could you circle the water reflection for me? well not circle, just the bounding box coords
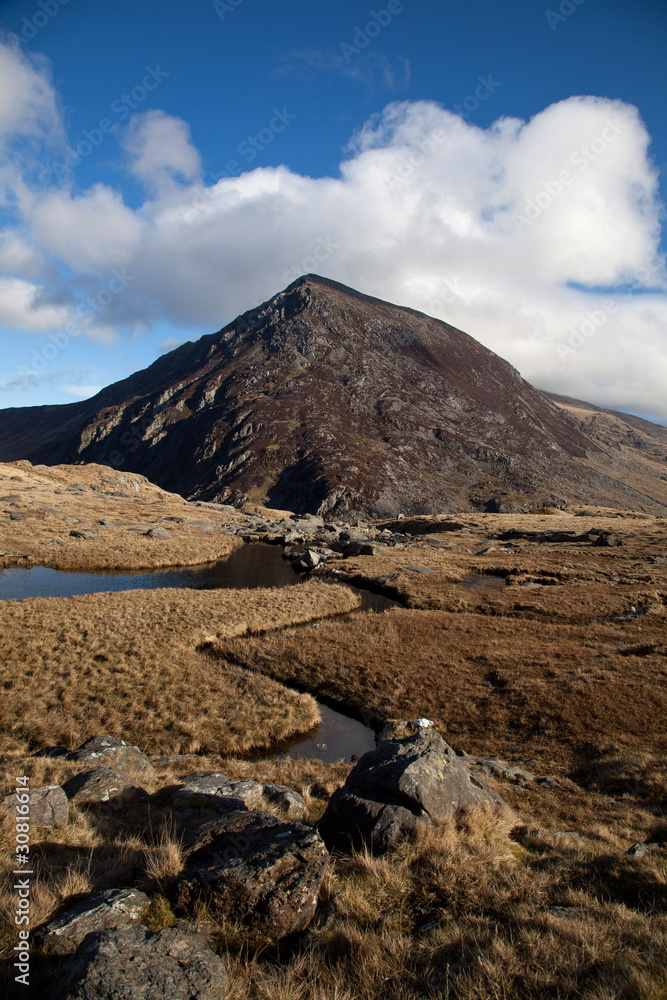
[0,544,300,601]
[262,702,377,764]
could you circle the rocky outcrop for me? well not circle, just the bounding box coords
[173,810,329,938]
[318,725,505,853]
[45,924,228,1000]
[2,275,663,516]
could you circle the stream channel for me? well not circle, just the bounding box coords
[0,543,385,763]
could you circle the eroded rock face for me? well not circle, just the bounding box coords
[2,275,661,517]
[173,810,329,938]
[318,727,505,854]
[35,888,149,956]
[45,924,228,1000]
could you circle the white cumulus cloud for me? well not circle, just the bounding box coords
[121,110,202,196]
[0,38,665,421]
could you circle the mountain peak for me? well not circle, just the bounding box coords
[0,279,665,516]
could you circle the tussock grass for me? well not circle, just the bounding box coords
[0,751,350,977]
[2,741,666,999]
[221,808,667,1000]
[0,581,360,755]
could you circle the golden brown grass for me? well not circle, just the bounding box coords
[1,463,666,997]
[214,513,666,840]
[0,581,360,755]
[0,750,350,985]
[345,510,667,623]
[2,750,667,999]
[221,807,667,1000]
[0,460,244,570]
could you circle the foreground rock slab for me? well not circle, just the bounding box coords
[45,924,228,1000]
[35,888,149,955]
[173,810,329,938]
[318,726,505,853]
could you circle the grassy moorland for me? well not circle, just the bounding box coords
[0,464,665,999]
[0,582,361,756]
[0,460,243,570]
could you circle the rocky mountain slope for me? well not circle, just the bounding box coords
[0,275,665,516]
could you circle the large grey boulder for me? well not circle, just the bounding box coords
[68,735,154,772]
[318,727,505,853]
[35,888,149,955]
[62,767,148,808]
[45,924,228,1000]
[2,785,69,828]
[173,810,329,939]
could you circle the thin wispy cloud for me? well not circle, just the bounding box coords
[276,49,410,92]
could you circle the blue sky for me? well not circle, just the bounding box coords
[0,0,666,421]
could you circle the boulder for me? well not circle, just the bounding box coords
[35,888,149,955]
[45,924,228,1000]
[318,726,505,853]
[593,531,622,547]
[62,767,148,808]
[171,773,263,812]
[143,526,172,540]
[173,810,329,939]
[299,548,321,569]
[343,541,379,557]
[262,783,307,821]
[2,784,69,828]
[292,549,321,572]
[68,735,154,772]
[69,530,101,540]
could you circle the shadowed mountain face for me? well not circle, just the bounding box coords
[0,275,665,516]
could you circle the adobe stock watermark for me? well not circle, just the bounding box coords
[42,66,169,182]
[213,0,245,21]
[545,0,588,31]
[386,74,501,190]
[6,0,71,50]
[556,251,663,361]
[281,236,340,285]
[183,107,296,220]
[427,278,466,320]
[12,775,32,988]
[106,415,153,468]
[512,117,627,233]
[340,1,415,62]
[15,268,134,388]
